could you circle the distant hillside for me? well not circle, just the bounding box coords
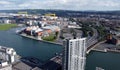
[0,9,120,17]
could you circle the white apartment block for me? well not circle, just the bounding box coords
[63,38,86,70]
[0,46,17,63]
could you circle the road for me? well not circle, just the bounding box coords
[87,28,98,48]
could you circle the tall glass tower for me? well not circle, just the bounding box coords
[63,38,86,70]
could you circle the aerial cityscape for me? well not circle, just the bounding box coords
[0,0,120,70]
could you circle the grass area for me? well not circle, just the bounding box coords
[0,24,17,30]
[42,34,57,42]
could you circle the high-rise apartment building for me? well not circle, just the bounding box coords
[63,38,86,70]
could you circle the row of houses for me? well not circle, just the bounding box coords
[21,25,60,40]
[0,19,11,24]
[0,13,60,24]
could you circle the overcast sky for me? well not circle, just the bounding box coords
[0,0,120,11]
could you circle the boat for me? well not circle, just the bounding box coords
[104,49,107,52]
[96,67,105,70]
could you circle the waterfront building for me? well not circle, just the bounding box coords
[63,38,86,70]
[0,46,18,63]
[106,34,120,45]
[0,19,11,24]
[0,46,18,70]
[0,64,12,70]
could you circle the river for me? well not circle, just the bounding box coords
[0,28,62,62]
[0,28,120,70]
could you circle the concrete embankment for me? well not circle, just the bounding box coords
[86,40,106,54]
[92,49,120,53]
[19,33,62,46]
[107,49,120,53]
[92,49,107,53]
[92,48,120,53]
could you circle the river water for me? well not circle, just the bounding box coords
[0,28,62,62]
[0,28,120,70]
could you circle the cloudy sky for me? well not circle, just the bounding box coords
[0,0,120,11]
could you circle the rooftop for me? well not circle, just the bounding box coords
[12,61,42,70]
[12,61,33,70]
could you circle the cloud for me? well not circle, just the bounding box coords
[0,0,120,11]
[0,1,12,5]
[90,0,119,7]
[17,0,81,10]
[0,1,15,9]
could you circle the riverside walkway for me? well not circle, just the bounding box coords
[20,33,62,45]
[86,40,106,54]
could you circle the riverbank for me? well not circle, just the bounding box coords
[92,48,120,53]
[86,40,120,54]
[0,29,63,62]
[19,33,62,46]
[86,40,106,54]
[92,42,120,53]
[92,49,107,53]
[1,27,120,70]
[0,24,17,30]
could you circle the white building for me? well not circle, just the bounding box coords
[3,19,11,24]
[63,38,86,70]
[0,64,12,70]
[0,19,11,24]
[0,46,17,63]
[0,46,18,70]
[42,25,60,32]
